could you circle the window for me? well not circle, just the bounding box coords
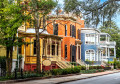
[53,24,58,35]
[52,45,55,55]
[70,24,76,38]
[47,45,50,55]
[34,40,36,54]
[85,50,95,61]
[65,45,67,59]
[85,34,95,45]
[65,24,67,36]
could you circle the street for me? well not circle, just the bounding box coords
[62,72,120,84]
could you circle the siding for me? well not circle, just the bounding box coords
[81,33,97,61]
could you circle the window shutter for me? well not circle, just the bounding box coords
[70,24,72,36]
[65,24,67,36]
[65,45,67,58]
[74,26,76,38]
[54,24,58,35]
[74,45,76,62]
[70,45,72,62]
[72,45,75,62]
[34,40,36,54]
[72,25,74,37]
[79,30,81,40]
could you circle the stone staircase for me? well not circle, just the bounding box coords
[101,61,109,66]
[76,59,87,66]
[56,57,72,69]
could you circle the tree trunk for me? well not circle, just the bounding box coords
[6,47,10,76]
[36,27,40,73]
[9,46,13,74]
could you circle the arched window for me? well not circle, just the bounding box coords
[85,50,95,61]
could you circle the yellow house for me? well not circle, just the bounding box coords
[0,45,17,72]
[18,26,65,71]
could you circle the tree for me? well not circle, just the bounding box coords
[64,0,120,28]
[24,0,57,73]
[99,21,120,58]
[0,0,27,75]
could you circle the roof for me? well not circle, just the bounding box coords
[26,28,49,34]
[18,28,63,40]
[81,28,100,33]
[100,33,111,37]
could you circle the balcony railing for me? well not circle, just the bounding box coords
[100,41,116,46]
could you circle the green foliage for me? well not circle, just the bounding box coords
[81,69,104,74]
[99,21,120,58]
[80,66,86,70]
[64,0,120,28]
[86,59,96,65]
[0,0,28,47]
[89,66,103,70]
[51,66,81,76]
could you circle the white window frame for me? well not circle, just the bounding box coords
[85,49,95,61]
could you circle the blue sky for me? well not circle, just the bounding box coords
[58,0,120,28]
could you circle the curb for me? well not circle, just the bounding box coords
[0,73,81,84]
[56,71,120,84]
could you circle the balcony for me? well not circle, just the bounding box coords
[100,41,116,46]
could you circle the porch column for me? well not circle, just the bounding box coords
[76,44,78,62]
[55,40,57,60]
[46,39,48,56]
[106,47,107,59]
[100,50,101,61]
[50,38,52,57]
[40,38,43,72]
[108,48,110,58]
[102,51,103,61]
[30,38,32,56]
[114,47,116,58]
[80,45,81,59]
[106,35,107,42]
[59,41,61,61]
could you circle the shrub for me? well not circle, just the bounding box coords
[80,69,104,74]
[89,66,103,70]
[80,66,86,70]
[51,66,81,76]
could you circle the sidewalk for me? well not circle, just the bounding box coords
[1,70,120,84]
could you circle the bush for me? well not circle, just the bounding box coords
[104,67,111,70]
[80,66,86,70]
[89,66,103,70]
[80,69,104,74]
[51,66,81,76]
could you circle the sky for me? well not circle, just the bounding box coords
[57,0,120,28]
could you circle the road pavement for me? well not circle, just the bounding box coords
[62,72,120,84]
